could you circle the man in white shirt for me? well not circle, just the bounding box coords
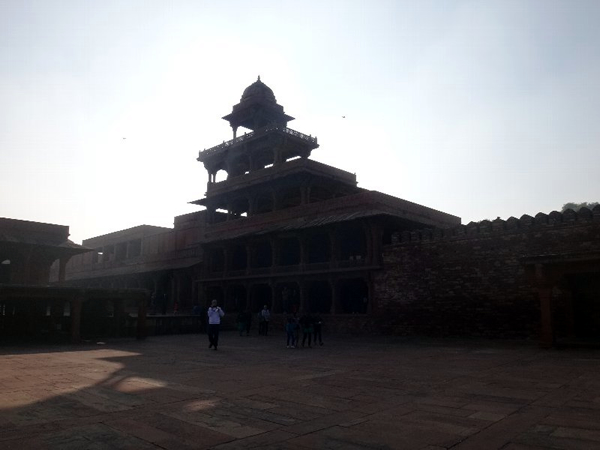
[207,299,224,350]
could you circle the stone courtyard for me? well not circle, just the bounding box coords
[1,333,600,449]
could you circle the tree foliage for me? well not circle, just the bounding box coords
[561,202,599,212]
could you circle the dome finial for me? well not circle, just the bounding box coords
[257,75,261,82]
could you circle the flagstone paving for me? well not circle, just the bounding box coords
[1,333,600,449]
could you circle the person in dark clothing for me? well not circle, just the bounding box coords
[313,315,323,346]
[300,313,314,348]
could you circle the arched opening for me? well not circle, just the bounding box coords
[250,284,272,313]
[279,238,300,266]
[227,285,247,312]
[339,226,366,262]
[339,278,369,314]
[0,259,11,284]
[308,280,332,314]
[253,241,272,268]
[276,282,300,314]
[209,248,225,272]
[214,169,228,183]
[279,187,301,210]
[308,233,331,263]
[230,245,247,271]
[254,193,274,214]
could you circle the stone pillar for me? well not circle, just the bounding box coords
[70,297,82,343]
[369,222,383,266]
[274,147,283,166]
[299,236,307,269]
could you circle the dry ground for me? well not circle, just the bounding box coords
[1,332,600,449]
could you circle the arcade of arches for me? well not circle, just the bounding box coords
[201,224,374,315]
[203,277,370,316]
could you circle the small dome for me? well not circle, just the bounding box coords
[240,76,276,104]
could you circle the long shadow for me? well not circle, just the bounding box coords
[0,332,332,449]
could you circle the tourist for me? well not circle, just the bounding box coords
[300,312,314,348]
[260,304,271,336]
[207,299,224,350]
[313,314,324,346]
[285,316,297,348]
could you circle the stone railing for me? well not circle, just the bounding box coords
[198,124,317,161]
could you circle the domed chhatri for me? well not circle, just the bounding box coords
[240,76,277,104]
[223,76,294,135]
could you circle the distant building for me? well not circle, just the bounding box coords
[0,217,148,341]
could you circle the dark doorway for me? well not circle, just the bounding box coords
[339,278,369,314]
[250,284,272,313]
[308,280,332,314]
[570,273,600,338]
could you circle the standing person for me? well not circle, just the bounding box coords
[300,312,313,348]
[260,304,271,336]
[285,316,297,348]
[313,314,324,346]
[207,300,224,350]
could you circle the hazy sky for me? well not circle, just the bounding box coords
[1,0,599,244]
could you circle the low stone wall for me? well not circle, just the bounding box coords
[374,207,600,338]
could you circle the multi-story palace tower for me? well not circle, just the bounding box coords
[191,77,460,317]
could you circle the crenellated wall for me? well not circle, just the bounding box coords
[374,206,600,338]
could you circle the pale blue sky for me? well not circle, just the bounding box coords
[1,0,599,243]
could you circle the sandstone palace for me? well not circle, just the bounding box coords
[4,78,598,347]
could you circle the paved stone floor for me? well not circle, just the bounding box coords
[1,333,600,449]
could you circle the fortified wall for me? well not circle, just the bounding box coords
[374,206,600,339]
